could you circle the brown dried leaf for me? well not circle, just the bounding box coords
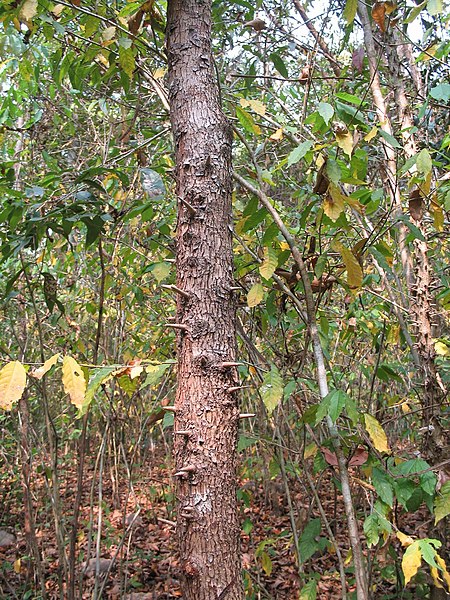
[352,46,365,73]
[372,2,386,31]
[322,447,338,466]
[409,188,424,222]
[349,447,369,466]
[313,161,330,195]
[244,18,267,32]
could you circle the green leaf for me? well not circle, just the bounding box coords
[379,129,402,149]
[119,45,135,79]
[299,518,321,562]
[317,102,334,125]
[299,580,317,600]
[270,52,288,78]
[261,364,283,415]
[429,83,450,102]
[326,159,341,184]
[84,15,100,37]
[404,0,426,23]
[427,0,443,15]
[328,389,348,422]
[345,397,359,425]
[82,366,118,414]
[259,246,278,280]
[393,479,416,509]
[336,92,366,106]
[416,148,432,175]
[364,513,380,547]
[372,467,394,507]
[163,411,174,428]
[242,517,253,534]
[151,262,171,283]
[287,140,314,166]
[236,105,260,135]
[419,539,441,568]
[343,0,358,23]
[142,362,172,388]
[434,481,450,524]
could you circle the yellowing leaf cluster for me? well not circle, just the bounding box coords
[364,413,391,453]
[62,356,87,409]
[0,361,27,410]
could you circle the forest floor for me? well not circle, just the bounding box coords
[0,443,426,599]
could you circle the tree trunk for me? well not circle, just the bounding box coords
[166,1,243,599]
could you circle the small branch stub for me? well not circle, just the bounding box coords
[239,413,256,419]
[165,323,189,331]
[161,284,191,299]
[219,361,243,368]
[174,464,197,477]
[162,406,177,413]
[174,430,191,436]
[227,385,250,393]
[179,196,197,216]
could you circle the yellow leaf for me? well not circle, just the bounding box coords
[401,402,411,414]
[430,197,444,232]
[0,361,27,411]
[304,443,318,459]
[19,0,38,21]
[239,98,266,116]
[435,554,450,592]
[402,541,422,585]
[260,550,272,576]
[52,4,65,17]
[153,67,166,79]
[102,26,116,42]
[323,183,345,221]
[431,566,444,589]
[29,354,60,379]
[96,53,110,68]
[364,413,391,454]
[434,341,450,356]
[62,356,86,409]
[364,126,378,142]
[259,247,278,280]
[384,1,397,13]
[333,241,363,288]
[396,531,415,547]
[335,131,353,157]
[247,282,264,307]
[269,128,284,141]
[129,365,143,380]
[13,558,21,574]
[421,43,438,61]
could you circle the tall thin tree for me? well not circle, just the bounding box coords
[166,1,243,598]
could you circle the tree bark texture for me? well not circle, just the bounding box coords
[166,1,243,598]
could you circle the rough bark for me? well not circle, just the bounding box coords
[385,29,446,451]
[357,1,414,294]
[166,1,243,598]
